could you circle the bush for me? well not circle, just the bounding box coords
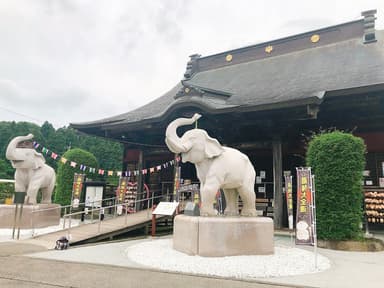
[0,182,14,204]
[306,131,366,240]
[54,148,98,206]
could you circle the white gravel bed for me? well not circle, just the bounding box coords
[126,238,331,279]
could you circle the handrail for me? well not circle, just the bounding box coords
[32,190,166,238]
[0,179,15,183]
[30,196,120,236]
[62,193,165,236]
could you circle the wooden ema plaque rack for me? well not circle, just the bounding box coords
[364,188,384,224]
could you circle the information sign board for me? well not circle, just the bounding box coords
[152,202,179,215]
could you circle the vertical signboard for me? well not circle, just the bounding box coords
[295,168,315,245]
[72,173,85,208]
[117,177,129,204]
[284,175,294,230]
[173,157,181,202]
[126,182,138,213]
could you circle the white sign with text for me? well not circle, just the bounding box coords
[152,202,179,215]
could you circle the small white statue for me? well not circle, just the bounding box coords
[165,114,257,216]
[6,134,56,205]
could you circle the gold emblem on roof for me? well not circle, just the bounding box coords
[310,34,320,43]
[185,87,190,93]
[225,54,233,62]
[265,45,273,53]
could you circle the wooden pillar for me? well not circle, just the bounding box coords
[272,140,283,229]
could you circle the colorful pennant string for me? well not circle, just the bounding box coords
[32,141,177,177]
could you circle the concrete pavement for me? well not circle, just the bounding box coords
[0,234,383,288]
[0,256,303,288]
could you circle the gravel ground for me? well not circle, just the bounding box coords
[126,238,331,279]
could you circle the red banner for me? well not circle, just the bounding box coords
[173,154,181,202]
[117,177,129,203]
[72,173,85,208]
[284,175,294,230]
[296,168,315,245]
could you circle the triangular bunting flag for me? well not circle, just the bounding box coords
[23,141,176,179]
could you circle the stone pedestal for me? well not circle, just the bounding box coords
[0,204,61,228]
[173,214,274,257]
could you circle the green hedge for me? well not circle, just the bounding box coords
[54,148,98,206]
[306,131,366,240]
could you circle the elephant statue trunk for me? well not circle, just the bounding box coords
[6,134,35,166]
[165,114,201,154]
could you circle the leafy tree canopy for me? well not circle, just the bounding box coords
[54,148,98,206]
[0,121,123,180]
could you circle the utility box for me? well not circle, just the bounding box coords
[184,202,200,216]
[13,192,26,204]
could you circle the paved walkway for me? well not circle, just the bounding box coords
[28,209,157,249]
[0,241,300,288]
[0,233,383,288]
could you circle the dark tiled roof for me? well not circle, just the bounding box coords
[71,17,384,132]
[188,31,384,107]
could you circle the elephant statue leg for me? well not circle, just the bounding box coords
[40,174,55,204]
[14,181,27,194]
[25,189,38,205]
[40,187,52,204]
[223,189,239,216]
[238,186,257,216]
[200,179,220,216]
[26,178,42,205]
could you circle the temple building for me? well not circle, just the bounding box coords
[71,10,384,229]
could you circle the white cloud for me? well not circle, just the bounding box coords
[0,0,383,128]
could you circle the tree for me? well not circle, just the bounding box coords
[306,131,366,240]
[0,121,123,188]
[54,148,98,206]
[0,159,13,179]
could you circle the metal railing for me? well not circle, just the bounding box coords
[31,188,166,238]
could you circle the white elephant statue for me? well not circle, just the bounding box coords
[6,134,56,205]
[165,114,257,216]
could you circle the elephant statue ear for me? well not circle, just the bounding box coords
[33,151,46,167]
[204,134,225,158]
